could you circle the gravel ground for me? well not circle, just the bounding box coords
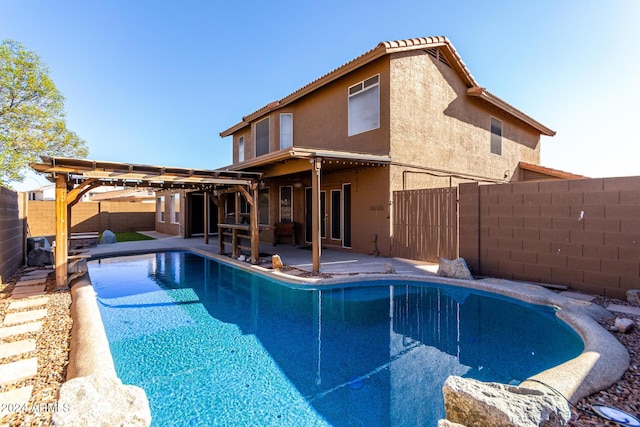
[567,295,640,426]
[1,268,638,426]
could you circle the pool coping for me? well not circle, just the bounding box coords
[70,246,629,412]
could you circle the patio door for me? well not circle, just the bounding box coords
[305,188,326,243]
[305,184,351,248]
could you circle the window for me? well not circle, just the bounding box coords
[330,189,341,240]
[255,118,270,157]
[171,194,180,223]
[238,136,245,162]
[258,188,270,226]
[490,117,502,155]
[280,113,292,149]
[348,75,380,136]
[279,186,293,223]
[157,196,165,222]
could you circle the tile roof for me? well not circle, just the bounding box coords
[220,36,554,137]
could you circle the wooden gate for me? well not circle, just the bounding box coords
[392,187,458,262]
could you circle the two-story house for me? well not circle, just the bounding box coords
[217,36,556,263]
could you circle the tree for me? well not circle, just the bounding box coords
[0,39,88,187]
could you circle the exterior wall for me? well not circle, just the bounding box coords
[28,201,155,236]
[155,190,184,236]
[258,166,391,256]
[459,177,640,299]
[0,187,25,283]
[233,56,392,163]
[388,50,540,194]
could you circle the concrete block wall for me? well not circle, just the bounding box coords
[459,177,640,299]
[27,201,155,236]
[0,187,24,283]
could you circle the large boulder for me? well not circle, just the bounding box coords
[52,375,151,426]
[99,230,117,244]
[26,247,54,267]
[442,376,570,427]
[627,289,640,307]
[438,258,473,280]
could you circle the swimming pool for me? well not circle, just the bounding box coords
[88,251,583,426]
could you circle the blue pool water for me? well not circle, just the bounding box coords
[88,251,583,426]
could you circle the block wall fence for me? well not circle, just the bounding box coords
[0,187,25,283]
[459,177,640,299]
[27,201,155,237]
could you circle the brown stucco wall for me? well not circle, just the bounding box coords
[388,50,540,193]
[233,56,392,163]
[155,191,184,236]
[459,177,640,299]
[0,187,25,283]
[28,201,155,236]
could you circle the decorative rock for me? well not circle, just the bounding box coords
[437,420,466,427]
[52,375,151,426]
[627,289,640,307]
[272,254,284,269]
[442,376,570,427]
[438,258,473,280]
[384,262,396,274]
[26,247,53,267]
[613,318,635,333]
[99,230,117,244]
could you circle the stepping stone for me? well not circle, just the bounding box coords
[7,297,49,311]
[11,285,46,296]
[2,309,47,326]
[0,339,36,359]
[560,291,596,302]
[0,386,33,415]
[15,278,43,287]
[0,322,43,339]
[607,304,640,316]
[22,270,50,279]
[0,358,37,386]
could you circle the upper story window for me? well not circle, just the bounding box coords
[255,118,270,157]
[490,117,502,155]
[238,136,245,162]
[348,74,380,136]
[280,113,292,149]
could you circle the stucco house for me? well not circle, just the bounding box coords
[210,36,559,259]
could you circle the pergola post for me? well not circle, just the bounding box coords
[55,174,68,288]
[250,183,259,264]
[311,158,322,273]
[217,195,225,254]
[203,191,209,245]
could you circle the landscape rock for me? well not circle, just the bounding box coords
[26,247,54,266]
[612,318,635,333]
[384,262,396,274]
[99,230,117,244]
[52,375,151,426]
[627,289,640,307]
[438,258,473,280]
[442,376,570,427]
[272,254,284,269]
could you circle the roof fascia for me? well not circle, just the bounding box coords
[467,88,556,136]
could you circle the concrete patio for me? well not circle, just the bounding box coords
[87,231,440,278]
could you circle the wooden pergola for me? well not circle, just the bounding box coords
[30,156,262,288]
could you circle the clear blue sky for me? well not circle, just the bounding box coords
[3,0,639,190]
